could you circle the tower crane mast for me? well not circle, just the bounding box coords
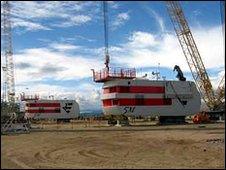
[103,1,110,71]
[1,1,15,103]
[165,1,222,111]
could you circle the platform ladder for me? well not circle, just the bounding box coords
[1,113,30,134]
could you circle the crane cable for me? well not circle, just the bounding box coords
[220,1,225,39]
[103,1,110,70]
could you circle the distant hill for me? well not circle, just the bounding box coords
[80,109,104,117]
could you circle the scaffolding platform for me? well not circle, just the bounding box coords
[20,93,39,101]
[92,67,136,82]
[1,113,30,135]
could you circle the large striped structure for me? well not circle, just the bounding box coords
[101,78,201,117]
[24,99,80,120]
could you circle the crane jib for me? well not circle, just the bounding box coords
[166,1,224,111]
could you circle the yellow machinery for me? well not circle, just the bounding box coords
[166,1,225,112]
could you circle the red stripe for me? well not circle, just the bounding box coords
[102,98,172,107]
[26,103,60,107]
[130,86,165,93]
[103,86,165,94]
[26,109,61,113]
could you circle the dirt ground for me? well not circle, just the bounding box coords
[1,122,225,169]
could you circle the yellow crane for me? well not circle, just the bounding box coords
[165,1,225,112]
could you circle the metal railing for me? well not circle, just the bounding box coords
[92,67,136,82]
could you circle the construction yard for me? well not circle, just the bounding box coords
[1,1,225,169]
[1,121,225,169]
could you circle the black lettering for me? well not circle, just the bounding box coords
[123,107,129,114]
[63,103,73,113]
[123,107,135,114]
[130,107,135,112]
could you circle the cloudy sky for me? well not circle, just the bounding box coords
[1,1,225,111]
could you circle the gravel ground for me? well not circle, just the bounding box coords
[1,122,225,169]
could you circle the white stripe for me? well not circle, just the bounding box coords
[101,93,165,100]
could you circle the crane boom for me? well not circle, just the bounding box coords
[216,74,225,105]
[165,1,219,110]
[2,1,15,103]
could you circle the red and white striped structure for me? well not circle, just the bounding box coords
[24,99,80,120]
[92,67,200,117]
[101,78,200,117]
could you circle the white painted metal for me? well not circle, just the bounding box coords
[102,93,165,100]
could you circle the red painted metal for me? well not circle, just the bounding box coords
[102,98,172,107]
[26,109,61,113]
[92,67,136,82]
[26,103,60,107]
[103,86,165,94]
[103,99,112,107]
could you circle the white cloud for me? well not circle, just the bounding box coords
[5,1,96,32]
[143,6,165,32]
[71,15,92,25]
[51,15,92,28]
[191,9,202,28]
[49,43,81,51]
[209,70,225,90]
[74,85,102,110]
[12,18,51,31]
[73,35,96,42]
[110,26,224,85]
[112,32,189,71]
[192,26,225,69]
[118,12,129,20]
[127,31,159,48]
[109,1,119,9]
[11,1,87,19]
[13,47,103,85]
[112,12,130,30]
[11,1,60,19]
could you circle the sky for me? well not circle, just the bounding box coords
[1,1,225,111]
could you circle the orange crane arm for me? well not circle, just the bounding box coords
[215,74,225,106]
[165,1,218,110]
